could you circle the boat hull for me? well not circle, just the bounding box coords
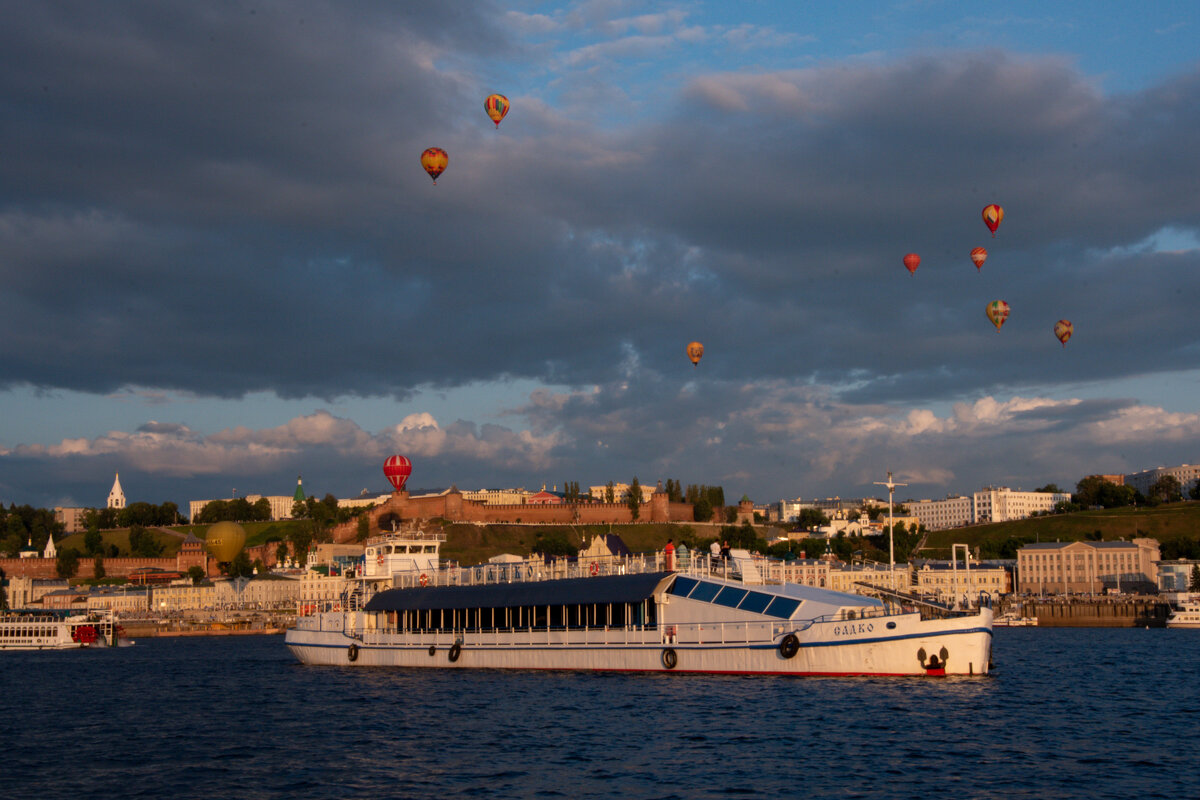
[286,610,992,676]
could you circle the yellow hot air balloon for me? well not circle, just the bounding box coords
[686,341,704,367]
[1054,319,1073,347]
[205,521,246,563]
[484,94,510,127]
[982,204,1004,237]
[420,147,448,184]
[986,300,1010,332]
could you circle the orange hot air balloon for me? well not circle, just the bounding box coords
[1054,319,1073,347]
[982,204,1004,237]
[903,253,920,275]
[421,147,448,184]
[686,341,704,367]
[484,94,509,127]
[986,300,1010,332]
[970,247,988,271]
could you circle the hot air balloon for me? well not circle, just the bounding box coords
[484,94,509,127]
[420,147,448,184]
[986,300,1010,332]
[982,204,1004,237]
[1054,319,1073,347]
[970,247,988,271]
[686,341,704,367]
[903,253,920,275]
[205,521,246,563]
[383,455,412,492]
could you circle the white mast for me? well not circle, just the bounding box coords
[874,471,908,570]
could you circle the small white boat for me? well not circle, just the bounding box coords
[0,612,120,650]
[993,611,1038,627]
[287,527,994,677]
[1167,600,1200,629]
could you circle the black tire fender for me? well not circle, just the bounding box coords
[661,648,678,670]
[347,643,359,662]
[779,633,800,659]
[449,643,462,663]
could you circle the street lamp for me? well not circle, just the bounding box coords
[874,471,908,571]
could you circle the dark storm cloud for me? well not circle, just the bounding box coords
[1,5,1198,415]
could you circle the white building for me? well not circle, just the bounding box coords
[972,488,1071,524]
[1124,464,1200,496]
[107,473,126,510]
[909,496,974,530]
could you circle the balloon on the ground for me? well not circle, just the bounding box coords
[383,455,413,491]
[1054,319,1073,347]
[484,94,510,127]
[903,253,920,275]
[986,300,1010,331]
[421,147,448,184]
[971,247,988,271]
[686,341,704,367]
[982,204,1004,237]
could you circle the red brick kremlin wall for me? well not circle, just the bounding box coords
[330,488,695,544]
[0,553,216,580]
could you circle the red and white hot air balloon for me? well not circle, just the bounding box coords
[970,247,987,271]
[383,455,412,492]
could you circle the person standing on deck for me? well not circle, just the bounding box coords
[664,539,675,571]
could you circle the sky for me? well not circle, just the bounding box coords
[2,0,1199,512]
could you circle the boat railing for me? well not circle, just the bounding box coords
[355,617,820,649]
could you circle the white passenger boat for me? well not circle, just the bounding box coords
[1167,600,1200,629]
[993,611,1038,627]
[286,528,993,676]
[0,611,119,650]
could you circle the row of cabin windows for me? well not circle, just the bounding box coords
[1,627,59,639]
[668,576,801,619]
[370,544,438,555]
[379,600,658,634]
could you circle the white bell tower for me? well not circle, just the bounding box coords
[107,472,127,510]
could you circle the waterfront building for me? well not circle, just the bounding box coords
[213,576,300,609]
[1124,464,1200,496]
[153,582,218,612]
[757,557,830,588]
[1016,538,1161,594]
[912,560,1012,603]
[4,577,68,609]
[825,563,910,595]
[973,487,1071,524]
[87,587,150,614]
[299,571,352,608]
[909,496,974,530]
[107,473,126,510]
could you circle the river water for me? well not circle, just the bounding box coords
[2,627,1197,799]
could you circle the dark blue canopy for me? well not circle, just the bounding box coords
[364,572,673,612]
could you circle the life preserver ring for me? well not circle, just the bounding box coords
[661,648,678,670]
[779,633,800,659]
[347,643,359,662]
[376,552,384,565]
[419,573,429,587]
[589,562,599,576]
[449,643,462,663]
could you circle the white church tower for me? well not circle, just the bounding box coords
[43,534,57,559]
[107,472,126,510]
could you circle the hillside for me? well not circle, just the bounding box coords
[920,501,1200,558]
